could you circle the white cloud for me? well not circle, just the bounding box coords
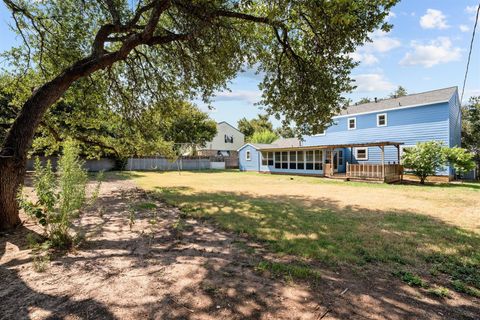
[367,31,401,53]
[465,5,479,22]
[214,90,262,104]
[420,9,449,29]
[465,6,478,14]
[400,37,462,68]
[386,11,396,21]
[353,74,395,92]
[349,31,401,66]
[459,24,470,32]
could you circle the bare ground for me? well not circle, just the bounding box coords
[1,177,478,319]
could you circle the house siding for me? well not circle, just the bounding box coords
[303,102,452,175]
[448,91,461,148]
[198,122,245,152]
[237,88,460,178]
[238,145,260,171]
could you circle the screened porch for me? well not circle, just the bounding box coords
[258,141,404,183]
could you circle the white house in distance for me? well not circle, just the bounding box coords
[197,121,245,157]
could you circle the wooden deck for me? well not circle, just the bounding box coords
[346,163,403,183]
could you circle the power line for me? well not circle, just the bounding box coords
[461,2,480,103]
[455,2,480,132]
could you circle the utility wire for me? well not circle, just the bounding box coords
[461,2,480,103]
[456,2,480,132]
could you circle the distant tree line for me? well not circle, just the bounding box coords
[237,114,297,144]
[355,86,408,105]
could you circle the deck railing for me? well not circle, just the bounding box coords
[346,163,403,182]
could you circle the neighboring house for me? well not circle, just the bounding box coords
[198,121,245,157]
[238,87,461,182]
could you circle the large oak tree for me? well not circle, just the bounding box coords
[0,0,398,230]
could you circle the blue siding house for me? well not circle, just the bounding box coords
[238,87,461,181]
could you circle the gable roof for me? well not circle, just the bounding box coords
[217,121,244,135]
[237,143,276,152]
[338,86,457,117]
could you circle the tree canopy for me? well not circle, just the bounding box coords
[0,0,398,229]
[389,86,408,99]
[238,114,273,140]
[250,130,279,144]
[2,0,398,136]
[0,74,217,159]
[462,96,480,176]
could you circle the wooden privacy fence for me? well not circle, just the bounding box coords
[126,157,211,171]
[210,156,238,169]
[347,163,403,183]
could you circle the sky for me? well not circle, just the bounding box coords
[1,1,479,129]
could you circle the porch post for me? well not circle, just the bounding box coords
[396,145,400,163]
[380,146,385,180]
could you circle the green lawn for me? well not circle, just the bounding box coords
[127,170,480,297]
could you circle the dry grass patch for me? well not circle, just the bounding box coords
[129,170,480,297]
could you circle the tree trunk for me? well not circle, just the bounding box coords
[0,157,23,229]
[0,11,170,230]
[0,50,139,230]
[0,69,84,230]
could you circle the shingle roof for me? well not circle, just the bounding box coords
[249,143,276,149]
[272,138,302,147]
[339,86,457,116]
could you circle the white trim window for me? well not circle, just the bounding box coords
[348,117,356,130]
[377,113,387,127]
[314,130,326,136]
[355,148,368,160]
[246,150,251,161]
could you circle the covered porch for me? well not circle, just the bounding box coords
[323,141,404,183]
[259,141,404,183]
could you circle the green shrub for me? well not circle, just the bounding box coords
[402,142,475,183]
[401,141,446,184]
[394,270,427,287]
[452,280,480,298]
[443,147,476,178]
[20,139,101,249]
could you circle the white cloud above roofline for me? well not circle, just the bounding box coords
[400,37,462,68]
[352,73,395,92]
[420,9,449,29]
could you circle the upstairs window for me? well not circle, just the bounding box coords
[224,135,234,143]
[377,113,387,127]
[348,117,356,130]
[355,148,368,161]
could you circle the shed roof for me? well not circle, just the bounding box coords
[338,86,457,116]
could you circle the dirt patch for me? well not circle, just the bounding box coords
[1,178,478,319]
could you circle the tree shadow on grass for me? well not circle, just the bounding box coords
[153,187,480,317]
[2,185,479,319]
[0,227,116,320]
[398,180,480,191]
